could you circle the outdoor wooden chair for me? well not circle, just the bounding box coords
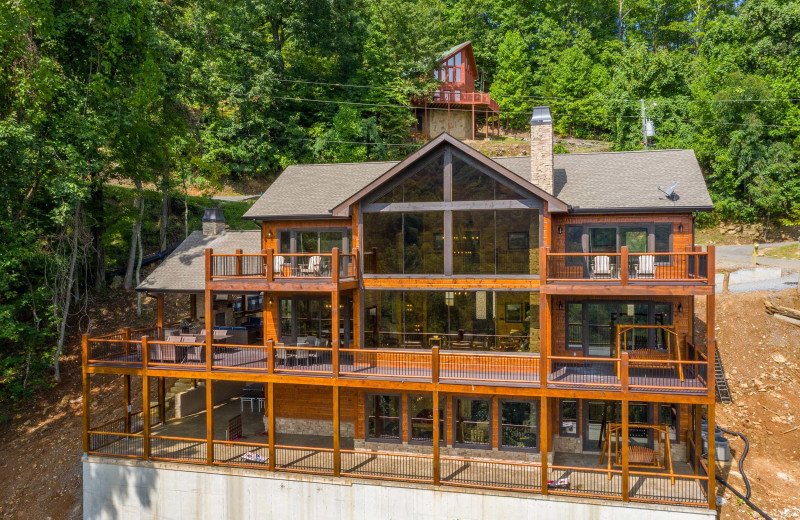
[637,255,656,278]
[301,255,322,276]
[273,255,286,275]
[592,255,612,278]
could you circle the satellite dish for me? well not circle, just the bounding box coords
[657,181,678,201]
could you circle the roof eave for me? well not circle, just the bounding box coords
[567,205,715,214]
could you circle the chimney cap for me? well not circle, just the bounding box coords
[202,207,225,223]
[530,106,553,125]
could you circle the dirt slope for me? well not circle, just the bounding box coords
[0,289,798,519]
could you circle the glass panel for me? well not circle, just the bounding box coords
[448,56,454,66]
[566,226,583,253]
[402,291,425,346]
[452,156,494,201]
[363,213,402,274]
[374,154,444,203]
[452,211,493,274]
[367,395,401,440]
[659,404,678,441]
[279,231,291,254]
[567,303,583,349]
[297,231,319,253]
[496,209,539,275]
[320,231,343,253]
[655,223,672,263]
[448,68,453,82]
[501,401,538,449]
[495,180,525,200]
[586,401,610,451]
[403,212,444,274]
[454,398,490,446]
[629,403,651,448]
[455,52,461,66]
[589,227,617,253]
[279,299,293,341]
[560,400,578,436]
[409,395,445,442]
[620,227,648,253]
[455,68,461,82]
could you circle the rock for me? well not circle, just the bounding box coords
[60,395,70,407]
[754,378,765,388]
[772,353,787,363]
[69,397,82,404]
[110,275,124,289]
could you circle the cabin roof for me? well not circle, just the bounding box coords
[439,41,471,62]
[244,144,713,220]
[136,229,261,293]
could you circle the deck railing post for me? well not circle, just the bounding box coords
[431,346,440,384]
[206,379,214,466]
[123,327,131,357]
[331,247,340,284]
[333,386,341,477]
[267,339,275,375]
[707,245,715,284]
[268,382,275,471]
[82,334,90,454]
[622,399,630,501]
[158,377,166,425]
[205,248,212,282]
[707,403,716,509]
[142,338,150,461]
[142,334,149,371]
[621,351,629,392]
[123,375,131,433]
[235,248,243,276]
[266,248,274,282]
[620,246,629,285]
[540,396,549,495]
[332,338,340,378]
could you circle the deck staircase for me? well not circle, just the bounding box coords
[714,350,733,404]
[149,378,195,417]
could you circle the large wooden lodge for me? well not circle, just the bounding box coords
[82,105,720,519]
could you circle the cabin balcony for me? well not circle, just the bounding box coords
[543,246,715,295]
[84,331,712,398]
[85,393,710,510]
[412,89,500,113]
[206,247,359,292]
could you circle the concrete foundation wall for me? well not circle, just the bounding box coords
[84,457,715,520]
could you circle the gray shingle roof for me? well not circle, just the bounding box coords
[244,148,713,219]
[136,230,261,293]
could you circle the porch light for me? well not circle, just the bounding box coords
[267,229,274,239]
[557,301,563,311]
[558,226,563,234]
[678,223,683,232]
[678,303,683,313]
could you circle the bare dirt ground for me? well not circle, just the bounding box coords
[1,287,799,519]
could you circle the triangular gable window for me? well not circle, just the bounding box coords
[374,153,444,203]
[452,154,527,201]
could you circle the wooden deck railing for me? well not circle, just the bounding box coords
[544,246,714,285]
[85,331,710,395]
[207,247,359,283]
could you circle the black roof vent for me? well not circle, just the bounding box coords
[202,208,225,222]
[530,106,553,125]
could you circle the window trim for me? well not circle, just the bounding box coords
[499,399,540,452]
[365,393,404,444]
[565,222,675,265]
[407,394,446,445]
[452,396,493,449]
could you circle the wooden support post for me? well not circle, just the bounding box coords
[235,248,243,276]
[142,358,150,461]
[190,294,197,321]
[205,248,213,282]
[123,375,131,433]
[708,403,716,509]
[471,104,475,140]
[620,246,629,285]
[622,399,630,501]
[707,245,715,284]
[540,292,549,389]
[693,404,702,472]
[268,382,276,471]
[158,377,166,425]
[123,327,131,357]
[205,288,213,372]
[433,390,441,485]
[263,291,269,345]
[333,386,341,477]
[707,292,716,400]
[266,248,274,282]
[267,340,275,375]
[82,334,90,454]
[447,102,451,134]
[332,289,340,377]
[541,396,549,494]
[485,110,488,140]
[156,294,164,337]
[331,247,340,285]
[621,351,629,393]
[206,378,214,465]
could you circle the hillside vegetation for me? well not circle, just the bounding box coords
[2,0,800,422]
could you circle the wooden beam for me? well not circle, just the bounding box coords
[123,375,131,433]
[707,403,716,510]
[622,399,630,501]
[156,294,164,332]
[540,396,549,494]
[433,390,440,485]
[205,288,213,372]
[707,291,716,400]
[206,379,214,465]
[142,370,150,461]
[543,284,714,296]
[332,289,340,377]
[333,385,341,476]
[82,334,90,454]
[158,377,166,424]
[268,382,275,471]
[693,404,701,472]
[190,294,197,320]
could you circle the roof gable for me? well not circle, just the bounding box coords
[331,133,568,216]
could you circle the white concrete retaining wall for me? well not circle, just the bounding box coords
[728,267,782,284]
[83,457,716,520]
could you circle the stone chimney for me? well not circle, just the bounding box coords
[530,106,554,194]
[202,207,226,236]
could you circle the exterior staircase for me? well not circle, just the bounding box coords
[715,349,733,404]
[149,378,196,419]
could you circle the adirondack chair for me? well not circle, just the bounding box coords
[592,255,612,279]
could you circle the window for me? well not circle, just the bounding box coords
[659,403,679,442]
[655,223,672,263]
[567,223,675,257]
[566,303,582,349]
[560,400,578,437]
[375,154,444,203]
[452,209,539,275]
[454,398,491,447]
[590,227,617,253]
[452,155,526,201]
[501,401,538,450]
[565,225,584,266]
[367,395,402,441]
[455,52,461,66]
[409,395,445,443]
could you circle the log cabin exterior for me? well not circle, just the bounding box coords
[412,41,501,140]
[82,106,720,517]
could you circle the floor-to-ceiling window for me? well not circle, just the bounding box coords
[278,296,353,346]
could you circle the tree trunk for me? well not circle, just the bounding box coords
[90,180,106,292]
[160,172,170,251]
[184,179,189,239]
[124,180,144,290]
[136,217,144,316]
[54,201,82,382]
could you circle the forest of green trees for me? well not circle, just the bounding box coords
[1,0,799,413]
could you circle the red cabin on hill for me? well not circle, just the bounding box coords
[413,41,500,140]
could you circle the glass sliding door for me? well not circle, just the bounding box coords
[574,301,672,357]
